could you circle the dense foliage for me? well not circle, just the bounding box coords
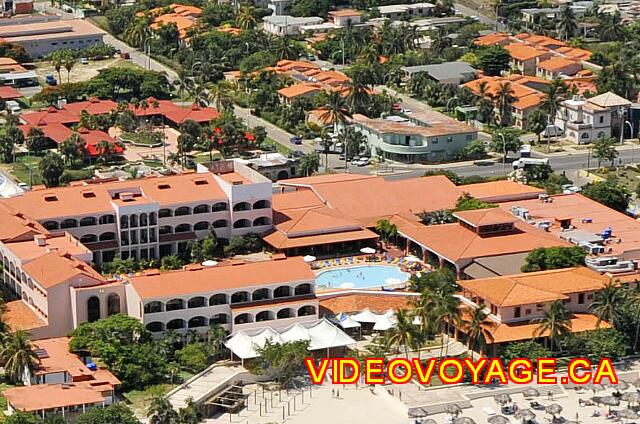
[521,246,586,272]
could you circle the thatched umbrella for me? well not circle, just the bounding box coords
[494,394,512,405]
[409,408,428,418]
[601,395,622,413]
[584,382,604,394]
[488,415,510,424]
[622,392,640,404]
[453,417,477,424]
[523,388,540,398]
[423,419,438,424]
[633,378,640,388]
[545,404,563,417]
[446,404,462,417]
[618,409,639,420]
[514,409,536,420]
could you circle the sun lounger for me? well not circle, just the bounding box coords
[483,407,497,416]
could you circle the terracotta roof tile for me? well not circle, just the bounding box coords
[4,300,47,332]
[319,292,416,314]
[22,252,105,289]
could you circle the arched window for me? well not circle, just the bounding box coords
[210,313,228,325]
[144,301,163,314]
[175,206,191,216]
[61,219,78,229]
[80,217,97,227]
[194,221,209,231]
[277,308,295,319]
[193,204,209,214]
[146,322,164,332]
[298,305,316,317]
[175,224,191,233]
[99,232,116,241]
[234,313,252,324]
[42,221,59,230]
[188,296,206,308]
[80,234,98,243]
[256,311,274,322]
[209,294,227,306]
[130,215,138,228]
[295,283,313,296]
[188,316,207,328]
[149,212,157,225]
[99,215,115,225]
[120,215,129,229]
[140,213,148,226]
[107,293,120,316]
[253,200,271,209]
[233,202,251,212]
[252,288,269,301]
[253,217,271,226]
[159,208,172,218]
[277,170,289,180]
[231,291,249,304]
[212,202,228,212]
[166,299,185,311]
[273,286,292,298]
[159,226,172,235]
[212,219,228,228]
[233,219,251,229]
[166,319,186,330]
[87,296,100,322]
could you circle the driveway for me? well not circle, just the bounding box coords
[103,34,179,82]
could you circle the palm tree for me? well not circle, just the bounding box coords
[59,132,85,165]
[590,281,625,328]
[542,79,567,150]
[344,78,371,115]
[557,6,577,41]
[0,330,39,384]
[147,395,178,424]
[124,19,149,48]
[206,82,233,111]
[534,300,572,352]
[437,295,462,357]
[598,11,626,42]
[387,309,421,358]
[626,285,640,351]
[49,51,64,82]
[375,219,398,244]
[206,323,227,356]
[274,36,298,60]
[465,304,491,356]
[236,6,257,30]
[410,290,438,350]
[96,140,115,164]
[63,56,76,83]
[493,82,515,127]
[319,91,351,139]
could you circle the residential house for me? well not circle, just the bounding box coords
[377,3,435,20]
[536,57,582,80]
[327,9,362,27]
[588,91,632,140]
[262,15,323,36]
[144,3,202,39]
[504,43,551,75]
[400,61,477,85]
[554,95,612,144]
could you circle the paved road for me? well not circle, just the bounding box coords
[103,34,179,82]
[454,1,506,31]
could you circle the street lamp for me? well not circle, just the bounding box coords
[626,120,635,164]
[446,96,458,115]
[143,37,153,70]
[497,132,507,175]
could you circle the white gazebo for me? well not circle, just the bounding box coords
[352,308,379,323]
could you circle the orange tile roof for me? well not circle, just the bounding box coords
[0,202,47,243]
[488,313,610,344]
[513,93,545,110]
[274,206,363,234]
[128,257,315,299]
[458,267,610,307]
[463,76,545,111]
[556,46,592,60]
[22,252,105,289]
[474,32,510,46]
[4,300,47,332]
[537,57,580,72]
[272,189,325,211]
[460,181,544,200]
[498,193,640,259]
[264,226,378,250]
[319,292,416,314]
[504,43,549,61]
[3,383,107,412]
[33,337,92,378]
[454,208,519,227]
[277,83,323,99]
[62,98,118,116]
[328,9,361,17]
[398,220,569,264]
[7,232,91,262]
[162,103,220,125]
[515,33,567,49]
[21,106,79,126]
[2,172,227,219]
[0,85,22,100]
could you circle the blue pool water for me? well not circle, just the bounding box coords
[316,265,410,289]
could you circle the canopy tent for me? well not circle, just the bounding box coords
[352,308,380,323]
[360,247,376,254]
[303,255,317,263]
[202,260,218,267]
[373,314,397,331]
[225,319,355,360]
[336,313,361,329]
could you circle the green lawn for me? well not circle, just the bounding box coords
[120,132,163,147]
[8,155,43,185]
[593,165,640,192]
[122,384,175,416]
[263,137,292,155]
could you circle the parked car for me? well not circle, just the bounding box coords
[5,100,20,114]
[290,135,303,145]
[80,57,89,65]
[356,157,370,166]
[402,108,412,115]
[392,103,402,111]
[291,150,304,158]
[120,52,130,59]
[45,74,57,86]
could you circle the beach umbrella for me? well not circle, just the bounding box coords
[601,396,621,407]
[303,255,316,263]
[622,392,640,403]
[423,420,437,424]
[488,415,510,424]
[494,394,512,405]
[453,417,476,424]
[514,409,536,420]
[404,255,421,262]
[445,404,462,417]
[633,378,640,388]
[408,408,428,418]
[585,382,604,393]
[202,260,218,267]
[360,247,376,254]
[523,388,540,398]
[619,409,639,420]
[614,380,630,391]
[545,404,563,416]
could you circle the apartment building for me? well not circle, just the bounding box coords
[554,95,612,144]
[3,160,273,265]
[455,267,613,354]
[504,43,551,76]
[536,57,582,79]
[377,2,435,20]
[125,256,319,336]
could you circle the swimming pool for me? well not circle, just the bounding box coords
[315,265,410,289]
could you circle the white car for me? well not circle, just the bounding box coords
[80,57,89,65]
[356,157,371,166]
[350,155,361,164]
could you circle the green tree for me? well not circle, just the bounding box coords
[581,180,630,212]
[493,82,516,127]
[375,219,398,243]
[477,45,511,76]
[521,246,586,272]
[160,255,183,271]
[319,91,351,139]
[455,192,497,211]
[298,152,320,176]
[462,139,486,159]
[386,309,421,358]
[147,395,178,424]
[255,340,310,387]
[590,282,626,328]
[527,108,548,144]
[4,412,37,424]
[562,328,627,361]
[201,226,218,260]
[417,209,456,225]
[598,11,626,42]
[77,403,139,424]
[557,6,577,41]
[38,152,65,187]
[501,340,551,362]
[0,330,39,384]
[592,136,618,168]
[176,342,209,373]
[59,132,85,165]
[26,126,47,154]
[533,299,572,351]
[178,398,204,424]
[0,131,16,163]
[491,128,521,158]
[466,304,491,355]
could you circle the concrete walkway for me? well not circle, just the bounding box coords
[166,363,246,409]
